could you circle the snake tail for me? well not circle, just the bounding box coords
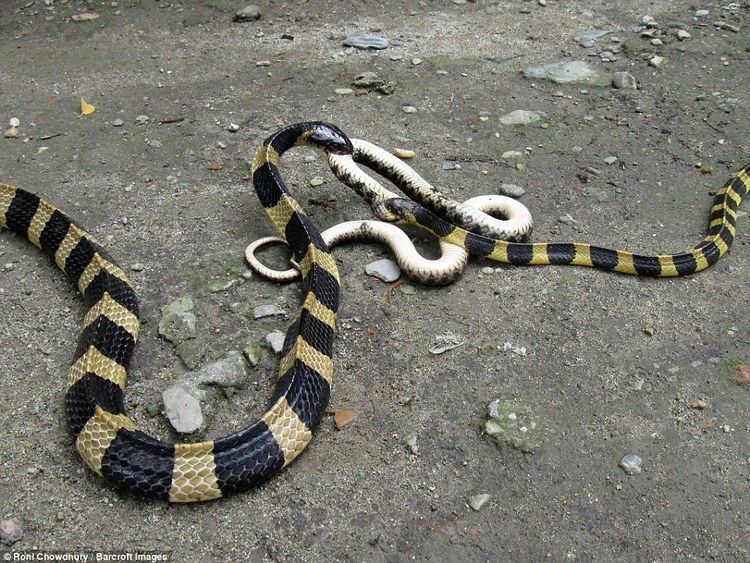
[0,121,351,502]
[384,164,749,277]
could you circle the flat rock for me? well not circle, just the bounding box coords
[613,71,637,89]
[159,297,197,345]
[0,519,22,546]
[266,331,285,353]
[523,60,613,87]
[163,386,204,434]
[468,494,491,512]
[499,110,546,126]
[342,35,389,50]
[499,183,526,197]
[233,5,261,22]
[352,71,384,89]
[253,304,286,319]
[365,259,401,282]
[185,351,248,393]
[576,29,612,48]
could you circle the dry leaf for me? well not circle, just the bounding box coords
[78,98,96,117]
[207,163,223,171]
[333,409,357,430]
[71,12,100,22]
[732,364,750,385]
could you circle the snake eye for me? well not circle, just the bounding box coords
[308,124,353,155]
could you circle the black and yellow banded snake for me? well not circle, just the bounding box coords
[1,121,747,502]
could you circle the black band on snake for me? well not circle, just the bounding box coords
[0,121,747,502]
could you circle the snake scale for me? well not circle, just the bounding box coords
[1,121,748,502]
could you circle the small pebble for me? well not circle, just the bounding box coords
[233,5,261,22]
[499,183,525,197]
[227,123,240,132]
[4,126,18,138]
[649,55,664,68]
[411,57,422,65]
[558,214,577,225]
[394,148,415,159]
[253,304,285,319]
[342,35,389,50]
[401,105,417,114]
[612,71,637,89]
[603,155,618,165]
[112,118,124,127]
[480,267,494,275]
[619,454,643,475]
[501,150,523,160]
[643,326,655,336]
[0,519,23,546]
[135,114,149,124]
[690,399,707,410]
[694,9,709,17]
[130,263,145,272]
[650,38,663,46]
[309,176,325,187]
[468,494,491,511]
[676,30,691,40]
[9,117,20,127]
[255,60,271,67]
[365,259,401,282]
[334,88,354,96]
[265,331,285,353]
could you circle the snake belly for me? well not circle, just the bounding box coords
[0,121,351,502]
[375,165,749,276]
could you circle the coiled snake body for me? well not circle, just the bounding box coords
[1,121,748,502]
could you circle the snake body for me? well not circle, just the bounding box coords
[1,121,748,503]
[1,122,350,502]
[246,194,531,285]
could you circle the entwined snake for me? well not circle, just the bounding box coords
[1,121,747,502]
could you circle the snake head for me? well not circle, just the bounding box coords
[307,123,354,155]
[372,199,408,223]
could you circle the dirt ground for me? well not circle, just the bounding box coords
[0,0,748,561]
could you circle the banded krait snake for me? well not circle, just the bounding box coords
[1,121,747,502]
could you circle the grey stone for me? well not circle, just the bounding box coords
[243,343,263,367]
[613,71,637,89]
[265,331,285,353]
[523,60,613,87]
[603,155,618,165]
[442,161,457,170]
[233,5,261,22]
[365,259,401,282]
[0,519,22,546]
[499,183,526,197]
[577,29,612,48]
[468,494,491,511]
[253,304,286,319]
[402,105,417,114]
[501,150,523,160]
[485,399,541,453]
[175,339,206,370]
[163,386,204,434]
[499,109,546,126]
[186,351,248,393]
[342,35,389,50]
[694,9,709,17]
[619,454,643,475]
[159,297,197,345]
[352,71,384,89]
[649,55,665,68]
[558,214,577,225]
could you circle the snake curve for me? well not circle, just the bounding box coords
[0,121,747,502]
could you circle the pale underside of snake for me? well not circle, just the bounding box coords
[246,138,534,284]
